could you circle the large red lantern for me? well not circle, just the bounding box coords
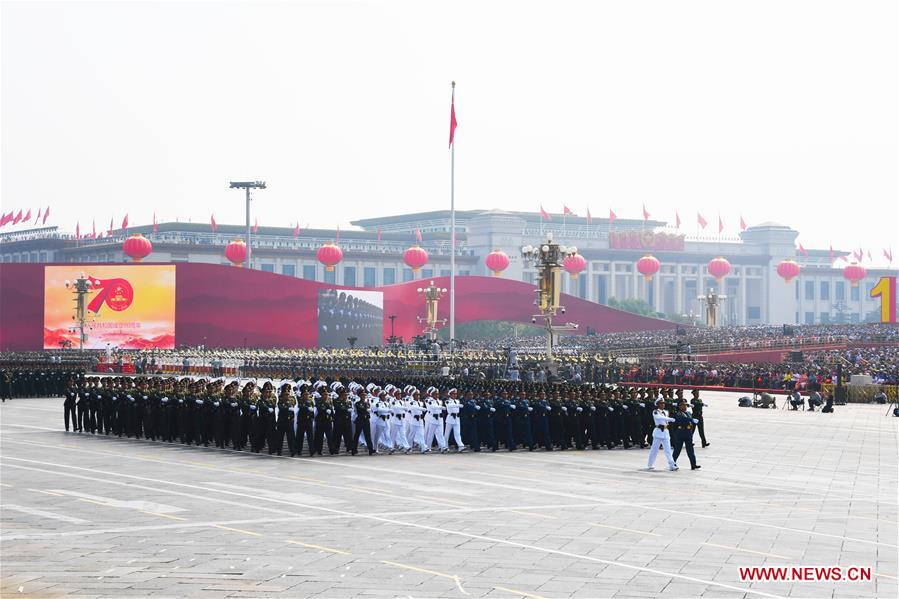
[563,253,587,280]
[636,254,660,282]
[485,249,510,277]
[403,245,429,273]
[225,239,247,267]
[776,259,801,283]
[317,242,343,272]
[708,257,732,283]
[122,234,152,262]
[843,263,866,288]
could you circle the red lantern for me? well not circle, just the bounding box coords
[776,259,801,283]
[636,254,660,282]
[317,242,343,272]
[708,257,731,283]
[485,249,510,277]
[122,234,152,262]
[843,263,866,288]
[225,239,247,267]
[563,253,587,280]
[403,245,429,273]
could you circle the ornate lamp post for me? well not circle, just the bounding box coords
[64,273,97,351]
[698,288,727,328]
[521,233,580,366]
[417,280,447,341]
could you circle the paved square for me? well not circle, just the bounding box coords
[1,392,896,598]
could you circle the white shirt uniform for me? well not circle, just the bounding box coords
[389,395,411,452]
[647,408,677,470]
[407,397,427,452]
[424,396,448,451]
[443,397,466,451]
[372,395,391,452]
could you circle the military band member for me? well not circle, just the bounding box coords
[424,387,448,453]
[647,397,678,471]
[443,388,466,452]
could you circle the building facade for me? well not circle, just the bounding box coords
[1,210,894,326]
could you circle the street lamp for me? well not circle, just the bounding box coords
[417,281,448,341]
[521,232,580,366]
[229,180,266,269]
[64,273,97,351]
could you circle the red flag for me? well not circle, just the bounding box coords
[108,218,114,236]
[92,220,96,238]
[609,209,617,224]
[75,222,81,240]
[153,213,158,233]
[798,243,808,257]
[740,215,747,231]
[210,214,217,232]
[23,208,31,222]
[540,206,551,221]
[697,212,707,229]
[718,215,724,234]
[415,226,422,242]
[586,208,592,225]
[675,211,681,229]
[448,83,458,148]
[336,224,341,242]
[855,248,862,262]
[642,204,650,221]
[35,208,42,224]
[377,226,382,241]
[0,211,11,226]
[42,206,50,225]
[121,214,129,232]
[293,222,300,238]
[829,244,834,263]
[252,218,259,234]
[885,248,893,263]
[838,255,848,262]
[867,249,872,261]
[12,209,23,224]
[563,205,574,216]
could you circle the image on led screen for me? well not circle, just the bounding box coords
[317,289,384,347]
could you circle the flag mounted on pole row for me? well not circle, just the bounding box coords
[540,206,551,221]
[12,209,23,225]
[43,206,50,225]
[642,204,650,221]
[415,226,422,242]
[449,83,458,148]
[718,215,724,234]
[153,213,158,233]
[586,207,592,225]
[121,214,129,233]
[867,249,872,261]
[377,226,382,241]
[252,218,259,234]
[798,243,808,257]
[210,214,217,232]
[23,208,31,222]
[884,247,893,263]
[92,220,97,239]
[0,211,12,226]
[336,224,341,242]
[609,209,616,224]
[740,215,747,231]
[293,221,300,238]
[829,244,834,263]
[563,205,574,216]
[75,222,81,240]
[675,211,681,229]
[35,208,42,224]
[697,212,707,229]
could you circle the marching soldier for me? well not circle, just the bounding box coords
[351,387,375,455]
[312,390,334,456]
[443,388,466,452]
[672,398,700,470]
[690,389,709,447]
[276,382,298,456]
[424,387,447,453]
[331,387,354,455]
[647,397,678,471]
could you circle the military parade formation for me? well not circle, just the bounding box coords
[8,369,704,469]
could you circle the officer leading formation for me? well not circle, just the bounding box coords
[50,372,709,469]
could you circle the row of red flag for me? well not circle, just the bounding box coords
[539,204,747,234]
[0,207,50,228]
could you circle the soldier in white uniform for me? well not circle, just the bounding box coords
[372,388,392,453]
[443,388,466,452]
[406,389,428,453]
[389,386,411,454]
[647,397,678,471]
[424,387,448,453]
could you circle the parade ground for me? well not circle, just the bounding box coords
[1,391,896,598]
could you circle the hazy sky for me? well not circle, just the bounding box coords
[2,1,897,264]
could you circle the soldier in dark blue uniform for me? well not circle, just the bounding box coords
[672,398,700,470]
[478,394,498,451]
[461,390,480,451]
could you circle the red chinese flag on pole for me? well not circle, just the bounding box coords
[718,215,724,234]
[76,222,81,240]
[540,206,551,221]
[867,249,872,261]
[829,244,834,263]
[885,247,893,263]
[153,213,158,233]
[697,212,708,229]
[377,226,382,241]
[210,214,217,232]
[0,211,10,226]
[108,218,114,236]
[563,205,574,216]
[449,83,458,148]
[43,206,50,225]
[12,209,23,224]
[740,215,747,231]
[609,209,617,224]
[336,224,341,242]
[642,204,650,221]
[586,208,592,225]
[92,220,96,238]
[121,214,129,232]
[293,221,300,238]
[35,208,42,224]
[252,217,259,234]
[798,243,808,257]
[23,208,31,222]
[415,226,423,242]
[675,211,681,229]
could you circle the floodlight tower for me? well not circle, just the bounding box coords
[228,180,266,269]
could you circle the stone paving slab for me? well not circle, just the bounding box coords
[1,393,896,598]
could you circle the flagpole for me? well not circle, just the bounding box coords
[449,81,456,353]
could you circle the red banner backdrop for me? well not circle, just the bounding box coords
[1,263,678,350]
